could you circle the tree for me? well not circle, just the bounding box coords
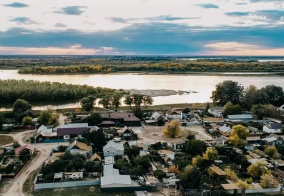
[262,85,284,106]
[247,161,271,178]
[22,116,33,125]
[80,95,96,111]
[133,107,144,119]
[192,155,205,168]
[0,114,4,130]
[224,167,238,182]
[168,165,179,174]
[12,99,32,114]
[85,161,101,172]
[111,93,123,112]
[223,101,242,117]
[38,109,59,126]
[183,108,190,114]
[203,148,218,161]
[251,104,277,120]
[162,120,181,138]
[185,140,207,156]
[153,170,165,180]
[98,95,111,109]
[124,95,133,109]
[211,80,244,106]
[82,112,102,126]
[133,94,143,108]
[13,141,21,148]
[264,146,281,159]
[142,95,154,109]
[260,174,279,188]
[179,165,201,188]
[228,124,249,147]
[19,149,31,161]
[58,145,68,152]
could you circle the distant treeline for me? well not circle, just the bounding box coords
[0,79,119,102]
[18,61,284,74]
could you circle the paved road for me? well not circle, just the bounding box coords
[1,131,65,196]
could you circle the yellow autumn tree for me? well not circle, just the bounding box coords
[162,120,181,138]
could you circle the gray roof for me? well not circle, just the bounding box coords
[103,140,124,151]
[219,125,231,133]
[57,123,88,129]
[228,114,253,120]
[267,123,282,130]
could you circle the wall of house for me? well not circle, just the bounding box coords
[245,186,281,194]
[104,146,124,157]
[34,179,100,190]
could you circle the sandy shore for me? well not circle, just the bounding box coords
[128,89,178,97]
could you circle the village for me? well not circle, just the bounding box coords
[1,102,284,195]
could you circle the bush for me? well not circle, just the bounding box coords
[153,170,165,180]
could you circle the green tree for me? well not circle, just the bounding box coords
[251,104,277,120]
[13,141,21,148]
[142,95,154,109]
[22,116,33,125]
[133,94,143,108]
[82,112,102,126]
[153,170,165,180]
[162,120,181,138]
[12,99,32,114]
[192,155,206,168]
[80,95,96,111]
[185,140,207,156]
[19,149,31,161]
[85,161,101,172]
[98,95,111,109]
[179,165,201,188]
[0,114,4,131]
[241,85,259,110]
[203,147,218,161]
[124,95,133,109]
[211,80,244,106]
[133,107,144,119]
[262,85,284,106]
[38,109,59,126]
[223,101,242,117]
[228,124,249,147]
[111,93,123,112]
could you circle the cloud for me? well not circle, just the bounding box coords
[255,10,284,21]
[10,17,37,25]
[226,12,250,17]
[54,23,67,28]
[108,17,128,23]
[55,6,86,15]
[3,2,28,8]
[250,0,283,2]
[204,42,284,56]
[197,4,219,9]
[0,44,118,55]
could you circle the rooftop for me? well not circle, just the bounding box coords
[209,166,226,176]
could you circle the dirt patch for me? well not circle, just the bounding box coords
[140,126,188,144]
[0,135,14,146]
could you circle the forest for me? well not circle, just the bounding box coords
[0,79,120,102]
[17,61,284,74]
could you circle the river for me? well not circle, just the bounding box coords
[1,70,284,110]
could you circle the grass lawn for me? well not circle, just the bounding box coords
[32,187,135,196]
[0,135,14,146]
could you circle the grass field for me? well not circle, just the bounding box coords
[0,135,14,146]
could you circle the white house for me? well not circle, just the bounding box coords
[208,107,223,117]
[263,123,282,134]
[166,109,182,120]
[103,140,124,157]
[277,104,284,116]
[219,124,232,136]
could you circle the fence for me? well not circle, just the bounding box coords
[34,179,100,190]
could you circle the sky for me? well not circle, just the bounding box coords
[1,0,284,55]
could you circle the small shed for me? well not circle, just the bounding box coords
[54,172,63,181]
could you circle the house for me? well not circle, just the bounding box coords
[101,164,133,189]
[212,136,228,146]
[54,172,63,181]
[101,112,141,127]
[219,124,232,136]
[90,153,102,162]
[273,159,284,169]
[166,109,182,120]
[67,140,92,157]
[1,124,13,131]
[37,125,53,134]
[64,172,83,180]
[167,141,186,151]
[261,134,283,146]
[246,135,261,144]
[208,107,223,117]
[117,126,134,140]
[99,121,116,128]
[103,140,124,157]
[209,165,226,179]
[15,144,35,157]
[104,156,115,165]
[247,126,259,134]
[56,123,89,140]
[227,114,253,122]
[36,131,58,143]
[277,104,284,116]
[263,122,282,134]
[158,150,175,165]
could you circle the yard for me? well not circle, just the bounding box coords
[0,135,14,146]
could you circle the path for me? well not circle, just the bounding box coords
[1,131,62,196]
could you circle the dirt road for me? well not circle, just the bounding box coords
[0,131,64,196]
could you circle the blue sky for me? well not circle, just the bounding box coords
[1,0,284,55]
